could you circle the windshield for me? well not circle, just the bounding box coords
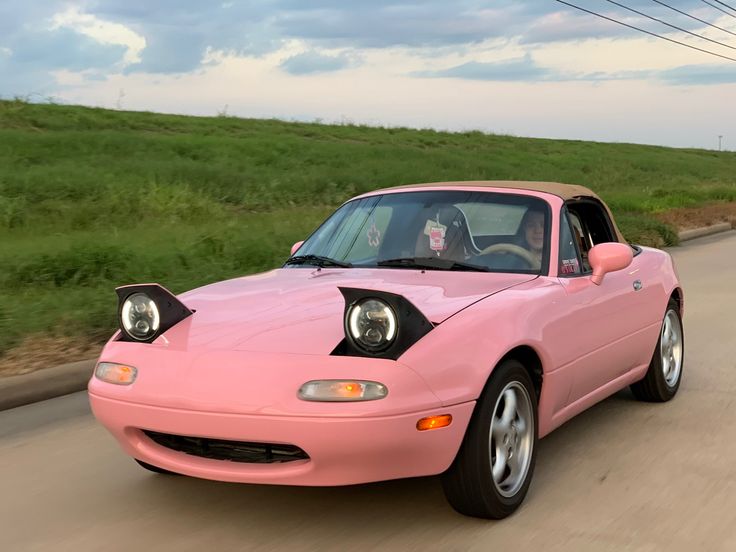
[288,191,551,274]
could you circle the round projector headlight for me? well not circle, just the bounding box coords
[121,292,160,341]
[347,298,397,352]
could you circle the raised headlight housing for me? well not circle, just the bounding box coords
[335,287,434,360]
[115,284,193,343]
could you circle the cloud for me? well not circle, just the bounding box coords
[7,28,127,72]
[2,0,733,91]
[87,1,518,74]
[1,0,688,81]
[273,4,514,49]
[89,0,282,73]
[279,50,357,75]
[412,54,551,81]
[0,1,64,37]
[51,6,146,66]
[411,53,658,83]
[519,11,636,44]
[123,28,208,74]
[79,0,712,78]
[0,1,132,94]
[658,63,736,85]
[412,54,736,87]
[516,1,729,45]
[0,20,127,96]
[56,1,564,75]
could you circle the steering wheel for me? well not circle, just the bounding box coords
[478,243,539,269]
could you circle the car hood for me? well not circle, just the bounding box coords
[169,268,536,354]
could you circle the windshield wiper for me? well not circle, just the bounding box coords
[284,254,353,268]
[377,257,489,272]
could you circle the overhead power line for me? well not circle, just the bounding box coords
[700,0,736,19]
[603,0,736,51]
[712,0,736,12]
[650,0,736,38]
[554,0,736,62]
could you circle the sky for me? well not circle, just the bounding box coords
[1,0,735,149]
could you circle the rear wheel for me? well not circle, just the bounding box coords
[441,359,538,519]
[631,299,683,402]
[135,459,179,475]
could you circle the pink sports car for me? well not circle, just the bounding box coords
[89,181,684,519]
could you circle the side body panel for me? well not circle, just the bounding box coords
[548,247,683,431]
[399,249,680,438]
[556,250,662,404]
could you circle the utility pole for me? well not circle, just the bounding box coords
[718,135,723,151]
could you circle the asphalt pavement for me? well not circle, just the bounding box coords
[1,231,735,551]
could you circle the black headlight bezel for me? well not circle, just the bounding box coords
[116,284,193,343]
[334,287,434,360]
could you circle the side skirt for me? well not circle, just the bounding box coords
[541,363,649,437]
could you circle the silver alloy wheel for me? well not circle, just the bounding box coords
[489,381,534,498]
[661,309,683,388]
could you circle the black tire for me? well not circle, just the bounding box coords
[441,359,538,519]
[630,299,684,402]
[135,459,179,475]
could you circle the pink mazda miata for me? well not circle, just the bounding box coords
[89,181,684,519]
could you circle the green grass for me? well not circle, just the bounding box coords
[1,98,735,355]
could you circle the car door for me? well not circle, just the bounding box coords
[553,202,653,405]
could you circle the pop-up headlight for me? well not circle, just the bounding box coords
[347,298,397,352]
[335,287,433,360]
[116,284,193,343]
[121,292,160,341]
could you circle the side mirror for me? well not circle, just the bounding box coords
[589,242,633,285]
[290,241,304,256]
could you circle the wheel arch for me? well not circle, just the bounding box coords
[495,345,544,403]
[669,286,684,318]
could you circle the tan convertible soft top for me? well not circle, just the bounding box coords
[376,180,627,243]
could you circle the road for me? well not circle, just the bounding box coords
[2,232,735,551]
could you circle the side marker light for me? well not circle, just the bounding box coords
[416,414,452,431]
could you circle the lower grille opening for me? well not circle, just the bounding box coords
[142,430,309,464]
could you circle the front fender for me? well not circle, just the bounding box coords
[398,278,564,407]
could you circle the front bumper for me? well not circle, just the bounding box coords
[89,393,474,486]
[89,344,475,485]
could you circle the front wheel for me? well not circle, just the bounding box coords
[630,299,684,402]
[441,359,538,519]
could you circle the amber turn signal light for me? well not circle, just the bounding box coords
[95,362,138,385]
[416,414,452,431]
[298,380,388,402]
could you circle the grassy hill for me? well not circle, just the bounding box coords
[1,98,735,359]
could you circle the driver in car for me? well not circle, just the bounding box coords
[519,208,545,269]
[472,207,546,271]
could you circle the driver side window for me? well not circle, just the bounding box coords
[565,200,617,273]
[559,211,582,276]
